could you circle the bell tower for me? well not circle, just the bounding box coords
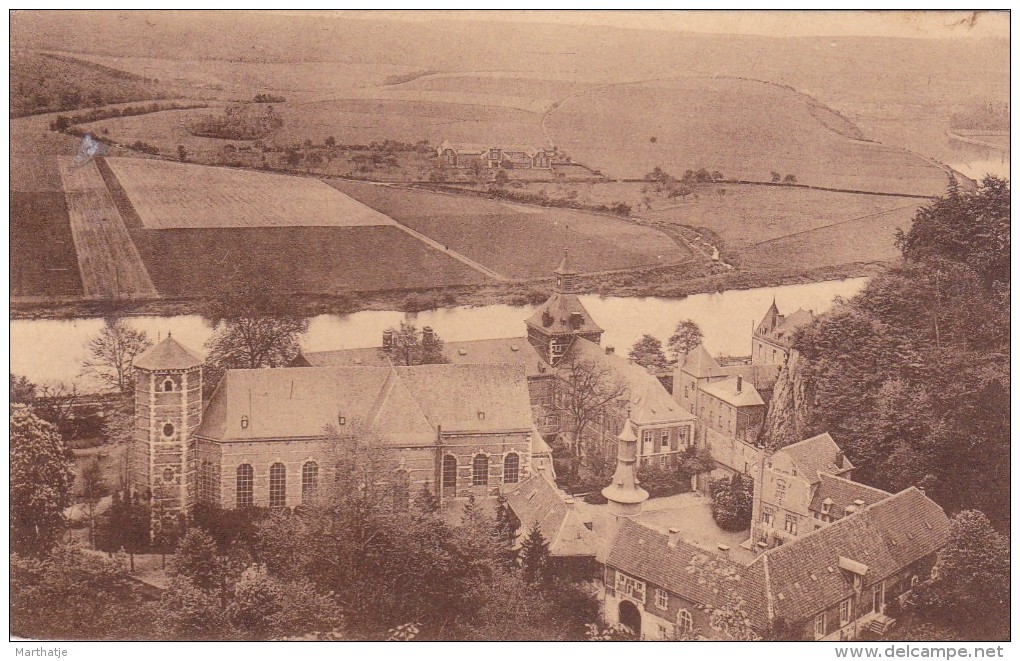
[524,249,604,364]
[131,333,204,531]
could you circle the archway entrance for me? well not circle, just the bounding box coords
[618,600,641,639]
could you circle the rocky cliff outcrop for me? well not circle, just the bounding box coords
[759,349,814,452]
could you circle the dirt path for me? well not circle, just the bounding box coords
[389,219,510,282]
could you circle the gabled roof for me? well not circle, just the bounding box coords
[195,363,533,443]
[568,339,695,427]
[395,363,533,434]
[524,292,603,336]
[606,519,769,630]
[699,375,766,408]
[755,306,816,348]
[808,474,891,519]
[292,347,390,368]
[756,487,951,623]
[133,335,204,371]
[503,473,597,557]
[777,432,852,483]
[679,344,721,378]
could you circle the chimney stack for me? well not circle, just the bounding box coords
[422,326,434,344]
[736,375,743,393]
[605,346,615,355]
[668,527,681,548]
[564,498,576,508]
[382,329,394,349]
[717,543,731,554]
[845,505,857,515]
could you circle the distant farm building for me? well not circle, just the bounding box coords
[437,141,555,170]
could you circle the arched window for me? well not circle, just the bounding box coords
[473,454,489,487]
[442,455,457,494]
[236,464,254,507]
[677,609,693,634]
[392,469,410,511]
[269,462,287,508]
[503,453,520,484]
[240,415,249,430]
[301,461,319,503]
[163,378,175,392]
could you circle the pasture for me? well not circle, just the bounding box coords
[545,77,952,196]
[104,158,397,229]
[326,180,689,279]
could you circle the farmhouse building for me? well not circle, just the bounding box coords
[603,484,950,640]
[437,141,555,170]
[752,300,816,366]
[129,335,547,519]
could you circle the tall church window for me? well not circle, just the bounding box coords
[472,454,489,487]
[302,461,319,503]
[503,453,520,484]
[392,469,410,511]
[199,460,216,504]
[442,455,458,494]
[236,464,254,507]
[269,462,287,508]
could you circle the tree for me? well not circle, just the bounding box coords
[177,144,188,162]
[667,319,704,362]
[493,492,520,560]
[895,176,1009,289]
[10,405,76,554]
[203,281,310,384]
[710,473,754,532]
[519,522,550,584]
[226,564,284,639]
[325,135,336,148]
[172,527,222,591]
[10,373,37,404]
[628,334,668,371]
[379,320,448,366]
[80,459,106,549]
[81,317,152,394]
[914,510,1009,639]
[551,356,628,470]
[783,174,797,184]
[770,171,781,183]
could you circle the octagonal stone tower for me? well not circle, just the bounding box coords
[131,334,204,528]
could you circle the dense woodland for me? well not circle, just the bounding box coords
[764,177,1010,529]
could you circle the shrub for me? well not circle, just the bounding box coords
[710,473,754,531]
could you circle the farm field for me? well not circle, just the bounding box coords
[104,157,397,228]
[11,191,83,297]
[57,157,157,298]
[132,225,489,296]
[546,76,952,196]
[640,185,924,251]
[398,73,596,100]
[737,208,918,274]
[326,180,689,279]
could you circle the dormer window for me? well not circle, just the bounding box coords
[240,415,249,430]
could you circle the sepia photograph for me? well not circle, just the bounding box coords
[7,8,1011,650]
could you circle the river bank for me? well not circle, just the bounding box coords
[9,259,889,322]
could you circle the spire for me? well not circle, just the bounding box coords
[553,247,577,294]
[602,417,649,517]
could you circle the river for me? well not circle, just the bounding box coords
[10,277,869,390]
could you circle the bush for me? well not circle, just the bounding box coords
[710,473,754,531]
[637,463,690,498]
[402,292,440,313]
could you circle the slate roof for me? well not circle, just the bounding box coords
[778,432,853,483]
[809,474,891,519]
[699,376,766,408]
[607,487,950,630]
[133,335,204,371]
[298,337,547,377]
[503,473,597,557]
[568,339,696,427]
[195,363,533,443]
[524,292,603,335]
[679,345,721,378]
[756,487,951,623]
[755,305,816,349]
[606,519,769,630]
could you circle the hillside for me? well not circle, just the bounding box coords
[10,50,170,117]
